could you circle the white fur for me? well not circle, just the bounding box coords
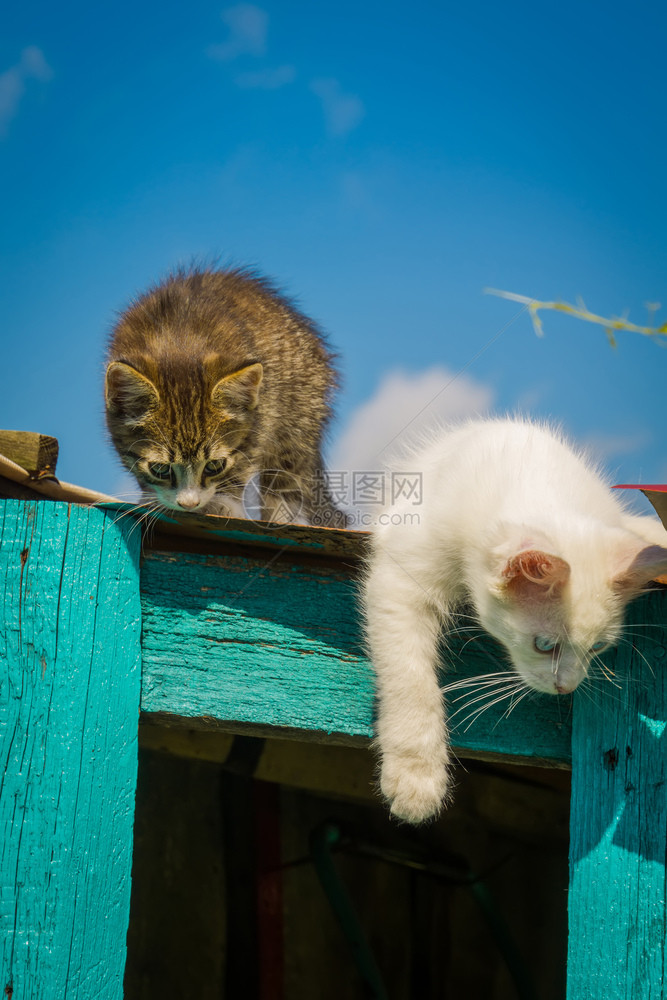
[362,417,667,823]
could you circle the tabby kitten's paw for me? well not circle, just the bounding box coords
[380,752,450,824]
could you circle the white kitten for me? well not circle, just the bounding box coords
[362,418,667,824]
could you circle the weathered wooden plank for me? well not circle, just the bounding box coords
[0,500,142,1000]
[140,549,573,764]
[567,588,667,999]
[0,431,58,480]
[104,500,367,560]
[0,475,44,502]
[140,549,373,735]
[139,721,379,800]
[0,455,116,506]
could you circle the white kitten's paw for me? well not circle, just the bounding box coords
[380,752,451,824]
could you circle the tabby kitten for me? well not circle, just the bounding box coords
[105,266,345,525]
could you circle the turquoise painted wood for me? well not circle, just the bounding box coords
[1,497,666,998]
[0,500,142,1000]
[567,587,667,999]
[140,548,572,763]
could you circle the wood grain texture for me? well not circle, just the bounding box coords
[139,721,379,801]
[567,588,667,999]
[0,431,58,479]
[0,500,142,1000]
[140,549,572,764]
[103,500,368,560]
[642,489,667,530]
[0,455,116,506]
[0,475,44,502]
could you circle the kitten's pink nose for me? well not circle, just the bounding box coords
[555,675,579,694]
[176,491,201,510]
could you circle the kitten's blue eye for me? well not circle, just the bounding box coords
[204,459,226,476]
[534,636,558,654]
[591,641,607,653]
[149,463,172,480]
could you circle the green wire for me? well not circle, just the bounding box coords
[309,820,539,1000]
[309,822,389,1000]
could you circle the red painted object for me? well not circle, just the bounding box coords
[614,484,667,491]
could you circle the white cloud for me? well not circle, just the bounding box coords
[583,430,651,465]
[330,366,495,476]
[0,46,52,137]
[0,69,23,132]
[20,46,52,80]
[310,77,365,136]
[234,64,296,89]
[208,4,268,61]
[206,11,365,136]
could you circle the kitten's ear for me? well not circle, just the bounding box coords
[613,543,667,597]
[105,362,159,421]
[211,363,263,413]
[501,549,570,602]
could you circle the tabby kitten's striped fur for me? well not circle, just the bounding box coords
[105,266,345,525]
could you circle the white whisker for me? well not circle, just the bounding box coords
[502,687,531,719]
[616,637,657,678]
[448,681,524,722]
[457,686,526,731]
[443,671,518,694]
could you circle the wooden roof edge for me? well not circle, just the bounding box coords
[0,451,367,562]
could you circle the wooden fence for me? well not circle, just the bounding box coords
[1,497,666,998]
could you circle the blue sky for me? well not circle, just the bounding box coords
[2,0,666,508]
